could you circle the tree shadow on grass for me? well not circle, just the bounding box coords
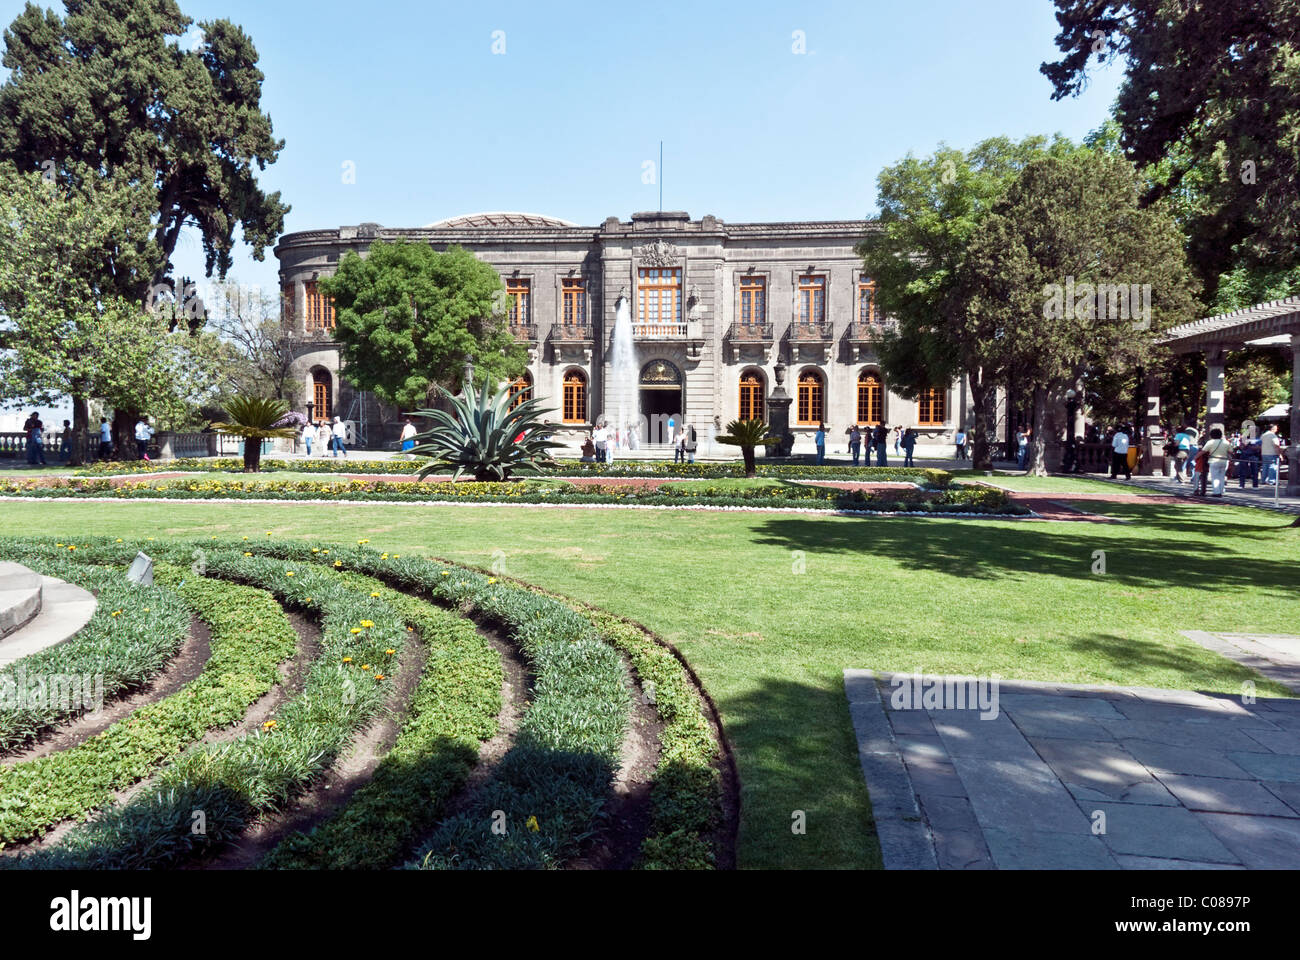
[748,510,1298,595]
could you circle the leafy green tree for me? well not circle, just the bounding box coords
[1042,0,1300,292]
[210,395,299,472]
[0,165,222,462]
[321,241,526,410]
[0,0,287,293]
[858,136,1076,468]
[716,419,779,478]
[962,150,1200,474]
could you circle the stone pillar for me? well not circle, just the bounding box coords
[767,361,794,457]
[1288,335,1300,497]
[1143,374,1163,476]
[1205,349,1226,435]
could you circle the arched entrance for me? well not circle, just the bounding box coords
[640,359,683,443]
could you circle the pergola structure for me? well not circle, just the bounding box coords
[1154,297,1300,495]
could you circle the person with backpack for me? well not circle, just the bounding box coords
[28,417,47,465]
[1172,425,1196,482]
[98,417,114,461]
[902,427,917,467]
[874,423,889,466]
[847,425,862,466]
[684,423,698,464]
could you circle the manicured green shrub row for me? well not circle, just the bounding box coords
[261,572,501,869]
[574,607,721,869]
[0,549,189,752]
[242,541,633,870]
[77,456,951,486]
[2,478,1024,514]
[0,566,296,845]
[242,542,725,869]
[4,550,405,868]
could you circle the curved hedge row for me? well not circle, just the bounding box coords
[0,550,189,752]
[0,566,296,845]
[243,541,725,869]
[4,551,406,868]
[261,573,501,869]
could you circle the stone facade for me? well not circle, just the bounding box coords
[273,211,972,451]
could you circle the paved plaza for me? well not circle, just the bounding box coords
[846,643,1300,869]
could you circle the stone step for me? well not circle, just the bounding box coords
[0,561,44,639]
[0,573,97,668]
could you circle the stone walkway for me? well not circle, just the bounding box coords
[845,669,1300,869]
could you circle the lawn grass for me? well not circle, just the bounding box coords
[5,497,1296,870]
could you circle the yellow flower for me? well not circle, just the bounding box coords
[322,550,330,555]
[244,552,252,556]
[361,664,371,671]
[360,619,374,628]
[311,548,320,553]
[111,610,122,617]
[143,608,149,612]
[392,554,400,559]
[115,538,123,543]
[266,531,272,536]
[342,656,352,663]
[304,597,312,604]
[374,673,385,681]
[334,561,342,568]
[286,571,295,577]
[262,720,277,730]
[242,536,249,541]
[349,627,362,635]
[369,591,380,598]
[384,648,395,656]
[440,570,450,577]
[56,542,63,547]
[525,815,539,832]
[380,553,388,560]
[487,577,497,584]
[358,538,370,544]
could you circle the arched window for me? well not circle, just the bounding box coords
[797,369,825,426]
[509,371,533,410]
[562,369,587,424]
[312,369,332,421]
[857,371,883,425]
[917,386,947,426]
[738,370,765,422]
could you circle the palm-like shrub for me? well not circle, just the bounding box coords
[716,418,779,478]
[210,396,301,473]
[411,381,562,481]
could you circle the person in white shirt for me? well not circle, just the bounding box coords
[1109,424,1131,480]
[1201,427,1234,496]
[134,416,154,461]
[301,422,316,457]
[98,417,113,460]
[330,416,348,458]
[1260,424,1282,485]
[593,424,608,463]
[400,419,418,455]
[315,420,330,456]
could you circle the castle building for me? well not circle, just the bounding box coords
[273,211,972,450]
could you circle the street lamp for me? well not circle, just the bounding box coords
[306,401,314,424]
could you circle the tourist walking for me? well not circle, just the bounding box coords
[593,423,608,463]
[1109,423,1132,480]
[1237,436,1261,489]
[134,415,153,461]
[847,425,862,466]
[98,417,113,461]
[27,416,47,465]
[302,421,316,457]
[673,422,685,464]
[684,423,698,464]
[1201,428,1233,496]
[874,424,888,466]
[315,420,330,457]
[893,426,902,458]
[954,426,967,461]
[1261,423,1282,485]
[330,416,348,457]
[665,415,676,447]
[1171,425,1196,482]
[59,420,72,462]
[400,418,417,454]
[815,423,826,465]
[902,427,917,467]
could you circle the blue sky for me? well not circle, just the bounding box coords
[1,0,1123,420]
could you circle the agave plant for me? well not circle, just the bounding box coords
[410,380,563,481]
[210,396,301,473]
[716,418,779,478]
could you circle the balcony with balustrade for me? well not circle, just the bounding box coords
[551,322,595,363]
[847,318,897,360]
[725,321,774,362]
[788,321,834,362]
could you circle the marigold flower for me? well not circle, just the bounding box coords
[111,610,122,617]
[384,648,395,656]
[374,674,385,681]
[360,619,374,628]
[487,577,497,584]
[286,571,295,577]
[115,538,123,543]
[262,720,276,730]
[244,552,252,556]
[342,656,352,663]
[361,664,371,670]
[369,591,380,598]
[334,561,343,567]
[350,627,362,634]
[440,571,449,576]
[358,538,370,544]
